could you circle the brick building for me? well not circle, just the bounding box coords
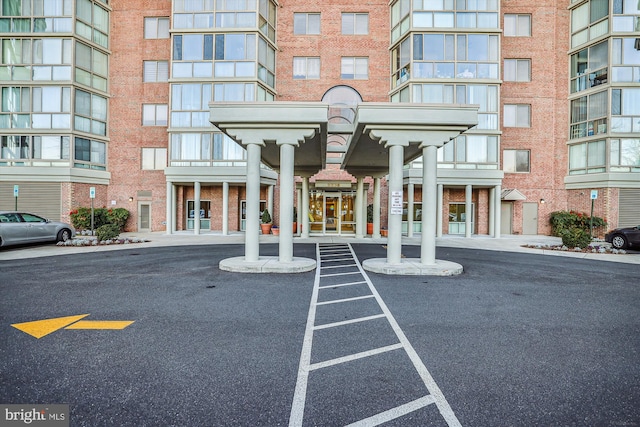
[1,0,639,236]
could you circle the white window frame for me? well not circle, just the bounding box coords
[504,59,531,82]
[144,17,170,39]
[293,13,320,35]
[142,147,167,170]
[142,104,168,126]
[341,57,369,80]
[143,60,169,82]
[504,14,531,37]
[503,149,531,173]
[341,13,369,35]
[293,57,320,79]
[504,104,531,128]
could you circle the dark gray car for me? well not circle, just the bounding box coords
[0,211,75,247]
[605,225,640,249]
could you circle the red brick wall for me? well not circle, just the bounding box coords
[108,0,172,232]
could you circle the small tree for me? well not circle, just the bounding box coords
[367,204,374,223]
[261,209,272,224]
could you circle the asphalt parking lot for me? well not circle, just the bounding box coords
[1,243,639,426]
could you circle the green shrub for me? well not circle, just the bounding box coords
[550,210,606,237]
[96,223,121,242]
[261,209,272,224]
[106,208,130,230]
[561,228,592,249]
[70,207,129,231]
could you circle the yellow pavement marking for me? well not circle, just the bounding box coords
[65,320,134,330]
[11,314,90,339]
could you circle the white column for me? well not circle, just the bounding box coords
[222,181,229,235]
[268,185,274,219]
[407,182,414,238]
[436,184,444,238]
[296,186,302,235]
[355,177,365,238]
[387,144,404,264]
[165,181,173,235]
[421,145,437,265]
[489,187,495,237]
[194,181,201,235]
[465,184,472,238]
[245,142,262,262]
[373,177,381,239]
[279,142,295,263]
[302,177,310,238]
[494,184,502,238]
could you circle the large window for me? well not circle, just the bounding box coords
[171,83,211,128]
[74,88,106,135]
[504,104,531,128]
[169,132,246,166]
[144,17,169,39]
[504,14,531,36]
[611,88,640,133]
[570,0,609,48]
[412,33,499,79]
[438,134,499,169]
[293,13,320,35]
[612,38,640,83]
[173,0,262,30]
[504,59,530,82]
[0,37,72,81]
[570,40,608,93]
[74,136,105,169]
[569,139,605,174]
[413,83,498,130]
[570,90,607,138]
[612,0,640,32]
[75,41,108,91]
[76,0,109,48]
[214,33,256,78]
[173,34,214,78]
[342,13,368,35]
[412,0,499,30]
[503,149,530,173]
[0,0,72,33]
[293,57,320,79]
[0,135,70,164]
[610,138,640,171]
[213,82,256,101]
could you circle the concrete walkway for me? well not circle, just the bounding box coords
[1,232,638,265]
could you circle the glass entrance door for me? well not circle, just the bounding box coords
[324,194,339,233]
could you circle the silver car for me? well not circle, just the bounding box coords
[0,211,75,247]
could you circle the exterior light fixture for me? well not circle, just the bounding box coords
[128,197,134,202]
[540,198,546,204]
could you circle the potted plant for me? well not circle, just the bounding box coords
[260,209,272,234]
[380,226,388,237]
[271,225,280,236]
[367,204,374,235]
[293,206,298,234]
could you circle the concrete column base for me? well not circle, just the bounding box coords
[219,256,316,273]
[362,258,463,276]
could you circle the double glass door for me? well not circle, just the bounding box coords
[309,191,355,235]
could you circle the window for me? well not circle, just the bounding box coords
[143,60,169,82]
[75,0,109,48]
[74,136,105,170]
[213,83,256,101]
[171,83,212,128]
[293,57,320,79]
[571,40,608,92]
[570,0,609,48]
[611,88,640,133]
[437,135,499,169]
[612,38,640,83]
[293,13,320,35]
[341,57,368,79]
[141,147,167,170]
[142,104,168,126]
[144,17,169,39]
[503,149,530,172]
[610,138,640,170]
[570,90,607,138]
[74,89,107,135]
[569,140,605,174]
[75,41,108,91]
[342,13,368,35]
[503,104,530,127]
[504,14,531,36]
[504,59,530,82]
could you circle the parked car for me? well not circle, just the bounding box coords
[0,211,75,247]
[605,225,640,249]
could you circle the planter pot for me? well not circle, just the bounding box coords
[367,223,373,235]
[381,229,388,237]
[293,222,298,234]
[272,227,280,236]
[260,223,272,234]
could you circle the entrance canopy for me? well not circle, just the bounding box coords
[210,101,479,177]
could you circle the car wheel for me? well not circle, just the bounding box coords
[611,234,628,249]
[57,229,71,243]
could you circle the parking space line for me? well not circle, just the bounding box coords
[316,295,375,306]
[344,395,437,427]
[318,281,367,289]
[309,343,403,371]
[319,252,353,257]
[320,264,358,270]
[313,314,386,330]
[319,271,362,278]
[321,257,355,263]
